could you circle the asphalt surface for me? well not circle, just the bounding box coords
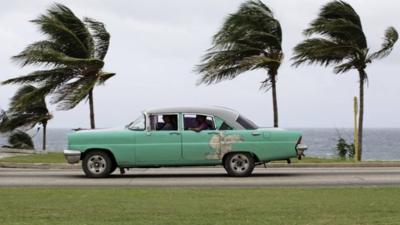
[1,167,400,187]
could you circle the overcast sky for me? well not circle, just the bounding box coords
[0,0,399,128]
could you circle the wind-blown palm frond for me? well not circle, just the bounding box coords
[303,1,366,48]
[1,112,43,131]
[8,85,51,125]
[212,2,281,52]
[52,76,98,110]
[333,60,357,74]
[304,18,366,48]
[2,67,77,85]
[31,17,88,58]
[9,85,46,112]
[292,38,356,68]
[97,72,116,85]
[12,47,104,68]
[368,27,399,61]
[84,18,110,60]
[319,1,362,26]
[32,3,94,57]
[197,46,264,84]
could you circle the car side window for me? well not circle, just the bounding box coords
[183,114,216,131]
[215,117,233,130]
[149,114,178,131]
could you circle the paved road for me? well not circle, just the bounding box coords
[1,167,400,187]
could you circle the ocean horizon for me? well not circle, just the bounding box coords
[1,127,399,161]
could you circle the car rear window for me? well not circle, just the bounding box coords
[236,115,258,130]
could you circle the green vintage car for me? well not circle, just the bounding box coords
[64,106,307,178]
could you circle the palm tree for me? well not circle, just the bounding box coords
[0,85,52,150]
[292,0,398,160]
[3,130,35,150]
[2,3,115,129]
[196,0,283,127]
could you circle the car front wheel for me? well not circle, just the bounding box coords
[224,153,255,177]
[82,151,112,178]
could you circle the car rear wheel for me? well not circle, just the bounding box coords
[224,153,255,177]
[82,151,112,178]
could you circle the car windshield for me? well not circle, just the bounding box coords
[127,115,145,130]
[236,115,258,130]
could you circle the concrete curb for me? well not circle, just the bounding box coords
[1,162,400,170]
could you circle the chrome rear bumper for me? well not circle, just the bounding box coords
[64,150,81,164]
[296,144,308,159]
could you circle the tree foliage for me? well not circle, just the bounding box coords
[196,0,282,89]
[292,0,398,75]
[2,3,115,112]
[0,85,52,132]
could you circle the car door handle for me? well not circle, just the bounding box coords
[251,132,261,136]
[169,132,180,135]
[207,131,219,135]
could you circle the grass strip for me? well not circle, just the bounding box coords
[0,152,66,163]
[0,187,399,225]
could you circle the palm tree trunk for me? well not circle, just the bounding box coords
[42,121,47,151]
[89,89,95,129]
[357,69,366,161]
[271,73,279,127]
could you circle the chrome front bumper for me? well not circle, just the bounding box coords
[64,150,81,164]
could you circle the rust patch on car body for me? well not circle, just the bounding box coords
[206,133,243,159]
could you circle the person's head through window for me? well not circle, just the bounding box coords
[161,115,175,130]
[190,115,208,132]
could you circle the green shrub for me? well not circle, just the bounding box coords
[336,137,354,159]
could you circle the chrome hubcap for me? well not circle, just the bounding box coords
[87,155,107,174]
[230,154,249,173]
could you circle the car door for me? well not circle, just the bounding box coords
[135,114,182,164]
[181,114,221,163]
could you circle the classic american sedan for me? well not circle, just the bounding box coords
[64,106,307,178]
